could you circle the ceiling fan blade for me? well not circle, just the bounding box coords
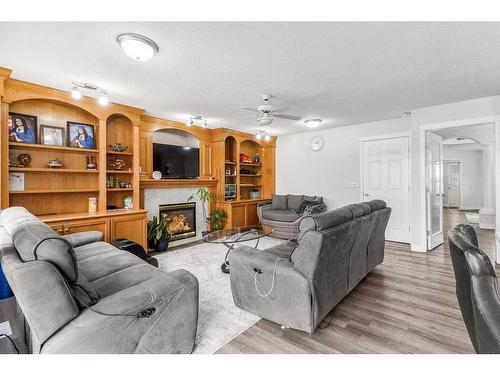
[240,107,260,113]
[274,113,302,121]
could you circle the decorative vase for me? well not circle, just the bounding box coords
[155,236,170,252]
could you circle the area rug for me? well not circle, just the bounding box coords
[464,212,480,224]
[154,236,283,354]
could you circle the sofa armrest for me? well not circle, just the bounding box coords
[41,269,199,354]
[228,245,314,333]
[64,231,104,248]
[257,200,272,208]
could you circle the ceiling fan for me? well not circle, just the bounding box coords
[240,93,301,126]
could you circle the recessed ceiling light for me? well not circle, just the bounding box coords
[116,33,159,62]
[71,86,82,100]
[304,119,322,128]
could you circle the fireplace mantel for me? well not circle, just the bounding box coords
[140,178,218,189]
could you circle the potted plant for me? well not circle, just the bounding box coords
[147,216,171,252]
[207,208,227,231]
[187,188,214,236]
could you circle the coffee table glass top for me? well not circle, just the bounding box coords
[202,225,272,244]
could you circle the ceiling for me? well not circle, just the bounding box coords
[433,123,494,150]
[1,22,500,136]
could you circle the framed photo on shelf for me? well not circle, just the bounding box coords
[67,121,96,149]
[8,112,37,144]
[40,125,65,146]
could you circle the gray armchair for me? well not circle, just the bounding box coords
[258,194,326,240]
[230,200,391,334]
[0,207,199,354]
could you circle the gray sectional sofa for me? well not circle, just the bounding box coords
[0,207,199,354]
[258,194,326,239]
[229,200,391,334]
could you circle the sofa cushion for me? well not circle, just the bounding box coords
[1,206,41,235]
[271,194,287,210]
[299,207,354,232]
[262,209,301,223]
[263,241,298,259]
[344,203,371,217]
[287,194,304,210]
[367,200,386,211]
[12,221,78,283]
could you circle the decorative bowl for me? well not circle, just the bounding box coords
[47,159,63,168]
[108,143,128,152]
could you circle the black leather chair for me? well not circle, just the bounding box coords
[448,224,500,354]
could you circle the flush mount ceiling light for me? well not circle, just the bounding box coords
[70,81,109,106]
[116,33,159,62]
[304,119,322,128]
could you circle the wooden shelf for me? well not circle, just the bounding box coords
[39,209,147,223]
[240,162,262,167]
[107,170,133,174]
[10,188,99,195]
[9,142,99,154]
[9,167,99,174]
[107,150,133,156]
[107,188,133,192]
[240,174,262,177]
[225,161,237,165]
[239,184,262,187]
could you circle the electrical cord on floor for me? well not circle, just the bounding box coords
[318,311,334,329]
[0,334,20,354]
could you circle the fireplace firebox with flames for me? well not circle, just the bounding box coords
[159,202,197,241]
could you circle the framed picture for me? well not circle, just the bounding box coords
[40,125,65,146]
[67,121,96,149]
[8,112,37,144]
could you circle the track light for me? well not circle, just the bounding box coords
[98,91,109,106]
[186,118,193,127]
[187,115,208,128]
[71,86,82,100]
[202,120,207,128]
[256,132,263,140]
[264,134,271,141]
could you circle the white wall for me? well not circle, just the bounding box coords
[277,94,500,252]
[442,145,483,210]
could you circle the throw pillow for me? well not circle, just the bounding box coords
[287,194,304,210]
[272,194,287,210]
[295,200,316,215]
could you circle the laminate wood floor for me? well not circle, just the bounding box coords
[216,209,497,354]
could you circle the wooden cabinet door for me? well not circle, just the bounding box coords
[48,224,64,236]
[231,204,246,227]
[110,213,147,249]
[64,219,109,242]
[245,202,259,226]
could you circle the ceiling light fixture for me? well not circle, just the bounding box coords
[98,91,109,106]
[187,115,208,129]
[116,33,159,62]
[264,134,271,141]
[70,81,109,105]
[71,86,82,100]
[304,119,322,128]
[256,129,271,141]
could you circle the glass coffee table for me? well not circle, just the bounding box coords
[202,225,273,274]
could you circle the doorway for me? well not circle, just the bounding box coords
[443,161,461,208]
[361,135,410,243]
[424,122,495,251]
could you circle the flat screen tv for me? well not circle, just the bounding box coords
[153,143,200,179]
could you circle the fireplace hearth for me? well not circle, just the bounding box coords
[159,202,196,241]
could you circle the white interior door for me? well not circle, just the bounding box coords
[443,161,460,208]
[426,132,444,250]
[362,136,410,243]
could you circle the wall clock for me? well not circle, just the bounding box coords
[309,135,325,151]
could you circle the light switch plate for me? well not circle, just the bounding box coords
[0,321,12,337]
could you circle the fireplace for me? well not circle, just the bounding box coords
[159,202,197,241]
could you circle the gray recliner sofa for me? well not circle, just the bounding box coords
[257,194,326,240]
[229,200,391,334]
[0,207,199,354]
